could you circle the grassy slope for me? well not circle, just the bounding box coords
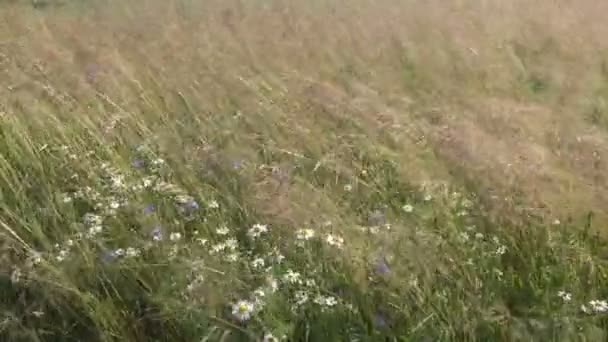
[1,0,608,340]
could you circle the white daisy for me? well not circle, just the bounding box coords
[248,224,268,239]
[402,204,414,213]
[125,247,141,257]
[325,234,344,248]
[216,226,230,235]
[283,269,302,284]
[557,291,572,302]
[232,300,255,321]
[252,258,265,269]
[56,249,69,262]
[169,232,182,241]
[296,228,315,240]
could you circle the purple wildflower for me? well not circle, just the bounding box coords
[373,312,388,328]
[186,199,199,210]
[132,158,145,169]
[367,209,386,226]
[151,225,163,241]
[143,203,155,214]
[232,160,243,169]
[373,258,390,274]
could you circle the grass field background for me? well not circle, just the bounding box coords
[1,1,608,340]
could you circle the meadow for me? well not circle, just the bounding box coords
[1,0,608,340]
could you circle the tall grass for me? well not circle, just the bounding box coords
[1,0,608,340]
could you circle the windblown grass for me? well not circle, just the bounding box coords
[1,1,608,340]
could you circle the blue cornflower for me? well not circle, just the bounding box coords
[151,225,163,241]
[131,158,145,169]
[367,209,386,226]
[232,160,243,169]
[143,203,155,214]
[373,312,388,328]
[186,199,199,210]
[373,258,390,274]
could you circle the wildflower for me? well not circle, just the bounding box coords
[32,310,45,318]
[232,300,255,321]
[305,279,317,288]
[373,259,390,274]
[175,195,199,210]
[589,300,608,313]
[142,177,155,188]
[169,232,182,241]
[475,232,484,239]
[495,245,507,256]
[253,288,266,299]
[557,291,572,302]
[263,333,279,342]
[216,226,230,235]
[344,184,353,192]
[493,268,504,279]
[131,158,145,169]
[274,252,285,264]
[369,226,379,234]
[314,295,338,307]
[225,238,238,250]
[207,200,220,209]
[10,268,21,284]
[84,213,103,226]
[423,194,432,201]
[143,203,155,214]
[88,225,103,236]
[211,243,227,254]
[65,239,74,247]
[152,158,165,166]
[459,232,470,242]
[196,238,208,246]
[252,258,265,269]
[61,193,73,203]
[226,253,239,262]
[402,204,414,213]
[125,247,141,257]
[368,210,386,226]
[168,245,180,258]
[283,269,302,284]
[248,224,268,239]
[110,201,120,209]
[457,210,468,217]
[374,313,388,328]
[30,251,42,265]
[295,228,315,240]
[111,175,125,189]
[266,276,279,293]
[151,225,163,241]
[294,291,309,306]
[325,234,344,248]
